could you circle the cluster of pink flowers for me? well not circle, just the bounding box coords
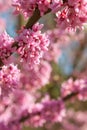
[0,90,35,125]
[0,64,20,97]
[37,0,51,16]
[0,123,21,130]
[44,28,73,62]
[12,0,87,30]
[12,0,51,18]
[0,90,65,128]
[12,0,36,18]
[51,0,87,30]
[0,31,14,62]
[27,97,65,127]
[21,60,52,90]
[0,0,87,130]
[61,78,87,100]
[61,109,87,130]
[15,23,49,68]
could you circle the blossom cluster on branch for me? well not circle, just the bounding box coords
[15,23,49,68]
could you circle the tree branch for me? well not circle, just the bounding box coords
[0,8,51,67]
[18,91,79,123]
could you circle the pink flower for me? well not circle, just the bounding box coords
[61,78,87,101]
[12,0,36,18]
[12,0,51,18]
[28,98,65,127]
[0,123,21,130]
[21,60,52,90]
[51,0,87,30]
[0,31,14,61]
[0,64,21,97]
[61,78,76,98]
[37,0,51,16]
[15,23,50,68]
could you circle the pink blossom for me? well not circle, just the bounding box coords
[51,0,87,30]
[12,0,51,18]
[15,23,50,68]
[61,78,76,98]
[44,43,61,62]
[0,64,21,97]
[62,109,87,130]
[74,79,87,101]
[7,90,35,123]
[37,0,51,16]
[50,0,63,12]
[0,92,65,128]
[61,78,87,101]
[0,1,87,129]
[21,60,52,90]
[6,94,64,127]
[44,28,74,62]
[0,90,35,125]
[27,97,65,127]
[12,0,36,18]
[0,123,21,130]
[0,31,14,61]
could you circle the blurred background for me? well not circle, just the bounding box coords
[0,2,87,130]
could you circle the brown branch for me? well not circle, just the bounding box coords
[26,7,41,29]
[63,0,68,3]
[63,91,79,101]
[26,8,51,29]
[0,59,3,67]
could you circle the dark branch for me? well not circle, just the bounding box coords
[63,0,68,3]
[63,92,79,101]
[26,8,51,29]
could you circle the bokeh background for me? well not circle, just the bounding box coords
[0,3,87,130]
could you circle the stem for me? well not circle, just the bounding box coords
[25,8,51,29]
[63,0,68,3]
[25,7,41,29]
[0,59,3,67]
[63,91,78,101]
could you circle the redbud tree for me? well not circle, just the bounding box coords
[0,0,87,130]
